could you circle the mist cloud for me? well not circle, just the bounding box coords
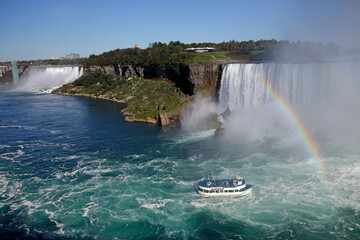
[282,0,360,49]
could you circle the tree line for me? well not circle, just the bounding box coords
[84,41,189,67]
[84,39,346,67]
[2,39,346,68]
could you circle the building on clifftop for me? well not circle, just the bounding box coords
[185,47,216,53]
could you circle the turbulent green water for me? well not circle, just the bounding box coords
[0,91,359,239]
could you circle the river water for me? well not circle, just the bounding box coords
[0,88,359,239]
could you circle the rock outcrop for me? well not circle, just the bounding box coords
[83,63,225,96]
[124,116,158,124]
[158,112,170,125]
[188,63,225,92]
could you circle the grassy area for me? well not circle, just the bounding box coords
[189,50,265,62]
[227,51,264,61]
[189,51,231,62]
[54,71,191,122]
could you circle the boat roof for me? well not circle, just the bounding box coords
[198,178,244,188]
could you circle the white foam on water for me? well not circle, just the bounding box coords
[0,153,14,161]
[322,156,360,208]
[0,124,36,131]
[22,200,42,215]
[174,180,194,186]
[0,179,23,208]
[189,194,253,209]
[124,154,146,159]
[138,198,174,210]
[0,175,10,206]
[0,148,25,162]
[172,129,215,145]
[16,149,24,156]
[82,202,98,217]
[0,125,61,136]
[45,209,64,234]
[0,144,11,149]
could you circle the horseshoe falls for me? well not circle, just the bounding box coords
[216,62,360,149]
[219,62,360,110]
[0,62,359,239]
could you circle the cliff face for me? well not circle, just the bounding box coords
[188,63,224,96]
[83,63,225,95]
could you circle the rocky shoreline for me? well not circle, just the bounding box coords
[54,91,182,126]
[53,74,192,126]
[56,91,178,126]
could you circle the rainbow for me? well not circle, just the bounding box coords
[220,63,335,195]
[262,80,333,192]
[264,84,322,159]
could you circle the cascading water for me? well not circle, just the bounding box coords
[183,61,360,147]
[14,66,83,93]
[218,62,352,111]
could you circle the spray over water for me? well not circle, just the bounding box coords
[180,95,219,131]
[183,61,360,150]
[14,66,83,93]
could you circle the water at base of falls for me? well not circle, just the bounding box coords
[0,90,359,239]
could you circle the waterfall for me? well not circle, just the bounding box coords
[14,66,83,93]
[217,62,354,111]
[216,61,360,146]
[181,61,360,147]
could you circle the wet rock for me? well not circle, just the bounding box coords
[158,112,170,125]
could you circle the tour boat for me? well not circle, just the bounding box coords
[197,176,252,197]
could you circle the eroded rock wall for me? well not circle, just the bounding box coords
[83,63,225,95]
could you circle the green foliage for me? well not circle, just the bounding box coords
[73,70,118,89]
[56,72,190,120]
[120,78,186,119]
[190,51,230,62]
[84,42,191,67]
[82,39,290,66]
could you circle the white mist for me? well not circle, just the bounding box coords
[15,66,83,93]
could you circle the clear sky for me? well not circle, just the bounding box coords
[1,0,359,61]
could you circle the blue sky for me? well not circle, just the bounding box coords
[1,0,359,61]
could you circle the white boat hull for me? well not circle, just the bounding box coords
[197,186,252,198]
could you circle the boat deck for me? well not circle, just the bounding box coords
[198,179,244,188]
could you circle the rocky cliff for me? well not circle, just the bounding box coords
[83,63,225,96]
[188,63,225,97]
